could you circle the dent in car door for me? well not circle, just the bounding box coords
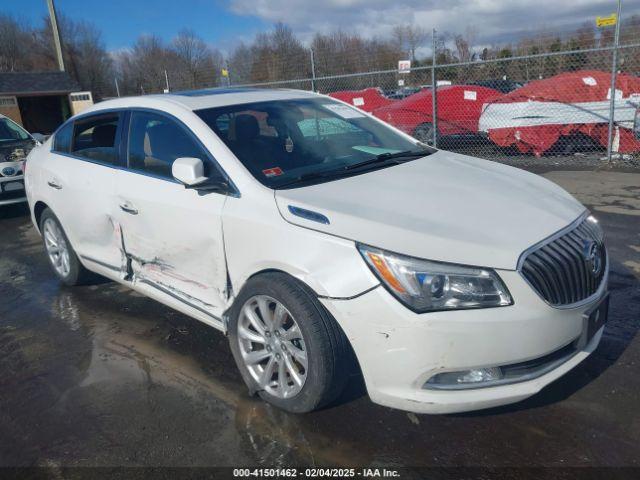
[43,113,124,271]
[114,110,229,316]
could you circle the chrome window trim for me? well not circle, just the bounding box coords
[48,107,240,198]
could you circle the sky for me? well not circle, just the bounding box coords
[3,0,639,54]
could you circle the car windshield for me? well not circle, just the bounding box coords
[0,117,31,143]
[195,98,429,188]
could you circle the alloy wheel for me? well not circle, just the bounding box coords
[237,295,308,398]
[43,218,71,278]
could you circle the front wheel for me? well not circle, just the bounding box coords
[228,272,351,413]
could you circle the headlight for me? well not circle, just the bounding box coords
[358,244,513,313]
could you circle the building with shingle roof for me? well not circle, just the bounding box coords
[0,71,92,134]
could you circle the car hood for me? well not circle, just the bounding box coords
[274,150,585,270]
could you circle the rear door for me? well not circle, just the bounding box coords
[42,112,124,272]
[113,109,229,316]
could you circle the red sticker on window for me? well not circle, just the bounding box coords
[262,167,283,177]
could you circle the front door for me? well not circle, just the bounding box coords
[114,110,229,316]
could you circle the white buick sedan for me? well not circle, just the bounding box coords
[25,88,608,414]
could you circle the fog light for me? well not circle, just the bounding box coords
[426,367,503,389]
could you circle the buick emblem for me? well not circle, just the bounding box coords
[2,167,16,176]
[583,240,603,276]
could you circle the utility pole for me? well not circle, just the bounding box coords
[164,69,170,93]
[114,77,120,97]
[606,0,622,163]
[46,0,65,72]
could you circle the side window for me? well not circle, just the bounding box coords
[53,122,73,153]
[71,114,120,164]
[127,111,220,181]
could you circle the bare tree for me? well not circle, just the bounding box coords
[392,24,426,62]
[115,35,174,95]
[405,24,427,63]
[227,42,254,84]
[172,29,223,89]
[0,14,34,71]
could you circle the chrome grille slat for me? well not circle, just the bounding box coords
[542,246,573,303]
[564,232,588,296]
[522,262,554,301]
[554,237,582,303]
[520,216,606,307]
[547,241,577,303]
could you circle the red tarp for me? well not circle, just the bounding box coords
[328,88,395,112]
[483,70,640,155]
[373,86,501,137]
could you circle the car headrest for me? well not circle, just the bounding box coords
[234,114,259,142]
[92,124,116,147]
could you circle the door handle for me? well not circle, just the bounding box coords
[47,180,62,190]
[119,203,138,215]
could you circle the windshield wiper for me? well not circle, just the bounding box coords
[276,149,432,189]
[343,149,431,171]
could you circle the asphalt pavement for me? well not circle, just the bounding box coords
[0,168,638,478]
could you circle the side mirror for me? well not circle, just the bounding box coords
[172,157,208,186]
[31,133,46,144]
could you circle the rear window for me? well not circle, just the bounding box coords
[71,114,120,165]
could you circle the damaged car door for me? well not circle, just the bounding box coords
[114,109,229,318]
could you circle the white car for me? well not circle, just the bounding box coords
[24,88,609,414]
[0,114,40,206]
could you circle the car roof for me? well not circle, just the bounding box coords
[85,87,322,115]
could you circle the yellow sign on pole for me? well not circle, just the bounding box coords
[596,13,617,27]
[221,68,229,77]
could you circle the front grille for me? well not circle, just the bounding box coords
[520,215,606,306]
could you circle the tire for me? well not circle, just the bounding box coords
[228,272,351,413]
[413,122,435,145]
[39,208,94,286]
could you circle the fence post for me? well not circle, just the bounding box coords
[431,28,438,148]
[310,48,317,92]
[606,0,622,163]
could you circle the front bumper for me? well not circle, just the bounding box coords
[320,269,607,414]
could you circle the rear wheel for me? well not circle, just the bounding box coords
[40,208,94,286]
[228,272,351,413]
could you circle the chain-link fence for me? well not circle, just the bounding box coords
[211,43,639,170]
[108,16,640,170]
